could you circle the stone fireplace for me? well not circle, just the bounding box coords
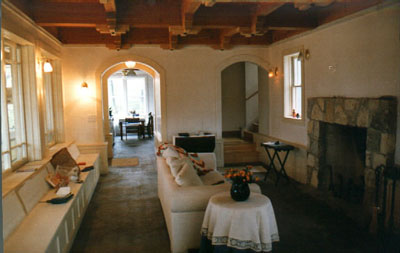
[307,96,397,208]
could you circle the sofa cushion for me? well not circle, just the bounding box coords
[175,162,203,187]
[200,171,225,185]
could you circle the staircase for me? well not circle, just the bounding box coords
[223,138,259,165]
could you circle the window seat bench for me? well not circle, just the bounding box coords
[3,144,101,253]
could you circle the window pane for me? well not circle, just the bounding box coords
[43,72,55,146]
[294,57,302,86]
[2,43,27,171]
[295,87,302,118]
[127,77,146,116]
[5,64,17,143]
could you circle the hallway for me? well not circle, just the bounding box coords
[70,137,170,252]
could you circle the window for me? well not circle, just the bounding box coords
[108,75,148,120]
[283,51,304,120]
[43,65,56,147]
[1,41,27,172]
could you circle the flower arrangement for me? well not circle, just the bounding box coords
[224,165,259,184]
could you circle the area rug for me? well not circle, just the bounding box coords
[111,157,139,167]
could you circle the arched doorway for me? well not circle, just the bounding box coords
[216,55,271,166]
[97,57,167,158]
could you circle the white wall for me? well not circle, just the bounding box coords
[61,3,399,165]
[245,62,259,129]
[264,3,400,163]
[258,67,269,136]
[61,46,269,144]
[221,62,246,132]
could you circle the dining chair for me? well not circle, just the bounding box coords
[125,117,141,140]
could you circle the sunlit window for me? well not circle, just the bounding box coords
[1,42,27,171]
[283,51,304,120]
[43,68,55,146]
[108,75,147,121]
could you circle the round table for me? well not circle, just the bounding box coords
[200,191,279,252]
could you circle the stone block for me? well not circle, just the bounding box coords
[364,168,376,189]
[334,104,348,125]
[307,98,316,120]
[308,138,321,156]
[344,99,359,111]
[325,100,335,123]
[317,98,325,111]
[372,153,386,169]
[380,133,396,155]
[311,104,323,121]
[356,106,369,128]
[367,129,381,153]
[365,151,372,169]
[307,120,314,135]
[368,99,379,112]
[307,153,315,167]
[311,169,319,188]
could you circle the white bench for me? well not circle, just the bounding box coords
[3,143,101,253]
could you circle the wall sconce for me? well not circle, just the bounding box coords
[81,82,89,88]
[268,67,278,78]
[43,60,53,73]
[298,49,310,61]
[125,61,136,69]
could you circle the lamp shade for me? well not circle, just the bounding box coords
[125,61,136,69]
[43,60,53,73]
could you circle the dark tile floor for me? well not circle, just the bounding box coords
[70,136,389,253]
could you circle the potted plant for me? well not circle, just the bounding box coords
[224,166,259,201]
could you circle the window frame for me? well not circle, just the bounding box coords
[282,47,305,124]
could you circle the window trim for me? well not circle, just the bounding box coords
[282,46,305,125]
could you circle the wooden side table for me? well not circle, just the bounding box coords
[200,191,279,253]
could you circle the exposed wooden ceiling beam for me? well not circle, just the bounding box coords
[182,0,202,34]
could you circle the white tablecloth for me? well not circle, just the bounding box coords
[201,191,279,252]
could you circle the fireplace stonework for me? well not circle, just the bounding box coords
[306,97,397,205]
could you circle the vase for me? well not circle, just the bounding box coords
[230,181,250,201]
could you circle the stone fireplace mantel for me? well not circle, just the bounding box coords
[306,96,397,198]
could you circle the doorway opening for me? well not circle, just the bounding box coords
[100,60,165,161]
[221,61,269,165]
[108,69,154,142]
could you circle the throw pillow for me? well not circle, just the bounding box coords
[166,157,186,177]
[162,147,180,159]
[175,161,203,187]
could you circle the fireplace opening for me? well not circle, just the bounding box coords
[320,123,367,204]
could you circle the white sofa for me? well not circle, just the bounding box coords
[157,153,261,253]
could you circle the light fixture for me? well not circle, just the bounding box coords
[43,60,53,73]
[125,61,136,69]
[122,68,137,76]
[268,67,278,78]
[298,49,310,61]
[304,49,310,60]
[81,82,88,88]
